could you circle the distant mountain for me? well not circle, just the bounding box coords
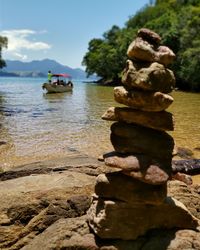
[2,59,94,79]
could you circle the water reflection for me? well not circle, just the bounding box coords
[43,92,72,101]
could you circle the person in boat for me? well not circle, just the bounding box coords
[47,70,53,83]
[67,80,73,87]
[60,80,65,85]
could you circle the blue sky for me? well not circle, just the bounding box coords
[0,0,149,69]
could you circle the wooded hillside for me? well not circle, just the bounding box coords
[82,0,200,92]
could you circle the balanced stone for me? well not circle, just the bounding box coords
[95,172,167,204]
[110,134,174,164]
[122,60,175,93]
[103,151,172,185]
[102,107,174,131]
[88,197,199,240]
[157,46,176,66]
[127,37,156,62]
[110,122,175,160]
[127,36,176,66]
[137,28,161,46]
[114,86,174,112]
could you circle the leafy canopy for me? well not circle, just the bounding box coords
[82,0,200,91]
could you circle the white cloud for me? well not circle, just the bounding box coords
[0,29,51,60]
[14,52,28,60]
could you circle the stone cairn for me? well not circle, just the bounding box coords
[87,28,199,240]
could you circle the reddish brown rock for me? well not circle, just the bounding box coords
[110,122,175,160]
[102,106,174,131]
[137,28,161,45]
[103,151,172,185]
[122,60,175,93]
[114,86,174,112]
[122,166,169,185]
[172,172,193,185]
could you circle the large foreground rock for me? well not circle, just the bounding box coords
[88,196,199,240]
[21,215,200,250]
[0,155,106,250]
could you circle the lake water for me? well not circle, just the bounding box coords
[0,77,200,173]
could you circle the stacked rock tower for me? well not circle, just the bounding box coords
[87,28,199,240]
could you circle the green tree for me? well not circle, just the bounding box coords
[177,46,200,91]
[175,6,200,91]
[82,26,127,82]
[83,0,200,91]
[0,36,8,68]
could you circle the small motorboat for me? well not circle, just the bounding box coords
[42,73,73,93]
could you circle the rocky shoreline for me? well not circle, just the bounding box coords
[0,155,104,249]
[0,155,199,249]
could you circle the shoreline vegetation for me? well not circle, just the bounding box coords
[83,77,121,86]
[84,78,200,94]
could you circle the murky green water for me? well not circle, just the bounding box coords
[0,77,200,171]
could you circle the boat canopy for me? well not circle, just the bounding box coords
[53,73,71,78]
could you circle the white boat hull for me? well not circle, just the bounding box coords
[42,83,73,93]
